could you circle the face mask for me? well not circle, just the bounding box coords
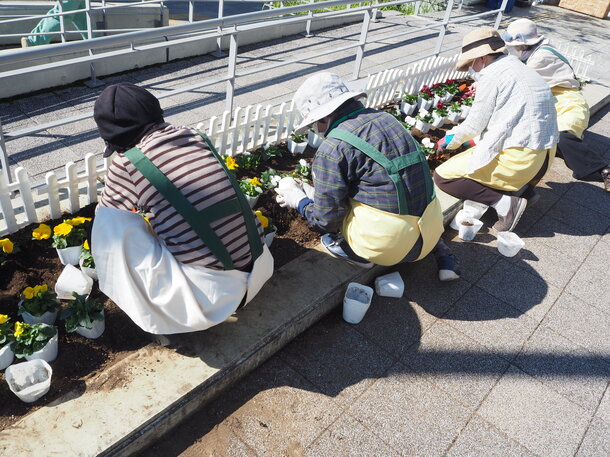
[467,66,480,82]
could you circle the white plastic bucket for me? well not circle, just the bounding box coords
[79,263,98,281]
[75,312,105,339]
[25,333,58,363]
[0,344,14,370]
[245,194,259,208]
[56,245,83,265]
[497,231,525,257]
[414,119,431,133]
[21,310,58,326]
[400,101,416,116]
[55,264,93,300]
[5,359,52,403]
[458,217,483,241]
[287,139,307,155]
[374,272,404,298]
[463,200,489,219]
[343,282,374,324]
[307,130,323,148]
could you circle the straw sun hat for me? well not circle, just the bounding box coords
[293,72,366,134]
[503,18,544,47]
[456,27,507,72]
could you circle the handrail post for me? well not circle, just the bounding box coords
[434,0,455,56]
[84,0,102,87]
[371,0,379,23]
[225,31,238,115]
[59,1,66,43]
[189,0,194,22]
[303,0,314,37]
[213,0,227,57]
[351,9,372,81]
[493,0,508,29]
[0,120,12,185]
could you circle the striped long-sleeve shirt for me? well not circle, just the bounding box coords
[99,124,264,271]
[301,101,430,233]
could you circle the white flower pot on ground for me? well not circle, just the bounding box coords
[458,217,483,241]
[433,94,442,106]
[56,245,83,265]
[245,194,259,208]
[0,344,14,370]
[447,111,461,123]
[264,229,277,247]
[417,97,433,111]
[79,261,98,281]
[374,272,404,298]
[307,131,323,148]
[21,310,58,326]
[342,282,374,324]
[400,101,416,116]
[497,232,525,257]
[442,93,454,103]
[287,139,307,155]
[5,359,52,403]
[414,119,431,133]
[75,311,105,339]
[55,264,93,300]
[460,105,471,119]
[431,116,446,128]
[25,333,58,363]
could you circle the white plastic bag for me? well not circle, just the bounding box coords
[55,264,93,300]
[374,272,405,298]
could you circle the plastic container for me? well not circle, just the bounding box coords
[458,217,483,241]
[460,105,471,119]
[5,359,52,403]
[447,111,461,123]
[418,97,433,111]
[0,344,14,370]
[56,245,83,266]
[374,272,404,298]
[342,282,374,324]
[414,119,431,133]
[463,200,489,220]
[25,333,58,363]
[287,139,307,155]
[245,194,259,208]
[75,312,105,339]
[79,260,98,281]
[431,115,446,128]
[21,310,58,326]
[497,231,525,257]
[307,130,323,149]
[264,229,276,247]
[400,101,416,116]
[55,264,93,300]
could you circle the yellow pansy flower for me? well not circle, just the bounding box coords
[40,284,48,293]
[14,321,27,338]
[0,314,8,325]
[83,240,90,250]
[225,156,238,170]
[68,217,92,226]
[54,222,73,237]
[23,287,35,300]
[32,284,47,296]
[255,210,269,228]
[250,177,262,187]
[32,224,52,240]
[0,238,13,254]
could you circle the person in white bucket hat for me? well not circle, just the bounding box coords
[503,19,610,192]
[274,72,460,281]
[434,27,559,233]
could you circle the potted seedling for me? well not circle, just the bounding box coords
[79,239,97,281]
[414,113,433,133]
[255,211,278,247]
[447,101,462,123]
[401,93,418,115]
[432,102,448,128]
[417,87,434,111]
[261,143,283,162]
[61,293,105,339]
[287,131,307,155]
[307,129,324,149]
[432,84,448,105]
[0,314,15,370]
[445,80,459,100]
[39,216,91,265]
[11,322,59,363]
[236,151,262,171]
[293,159,311,182]
[239,177,264,207]
[420,138,436,155]
[460,97,474,119]
[5,359,53,403]
[17,284,61,325]
[260,168,282,190]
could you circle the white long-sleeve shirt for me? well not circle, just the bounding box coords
[447,55,559,173]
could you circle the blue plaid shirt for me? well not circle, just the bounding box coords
[300,100,431,233]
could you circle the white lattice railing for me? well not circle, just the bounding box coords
[0,53,461,236]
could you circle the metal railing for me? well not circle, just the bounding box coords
[0,0,510,184]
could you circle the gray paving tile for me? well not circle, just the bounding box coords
[513,325,609,413]
[279,312,396,408]
[478,365,591,457]
[401,321,510,411]
[444,286,538,358]
[544,195,610,237]
[169,426,256,457]
[446,416,538,457]
[476,258,562,323]
[565,241,610,315]
[305,413,398,457]
[564,181,610,215]
[541,292,610,359]
[576,416,610,457]
[443,233,500,284]
[347,362,471,457]
[595,386,610,424]
[514,186,561,235]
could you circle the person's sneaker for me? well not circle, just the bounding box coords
[601,167,610,192]
[20,37,30,48]
[520,185,540,206]
[492,196,527,233]
[437,254,461,281]
[321,234,374,269]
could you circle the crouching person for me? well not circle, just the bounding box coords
[275,72,460,281]
[91,83,273,335]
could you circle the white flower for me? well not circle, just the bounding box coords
[255,187,263,194]
[263,143,271,150]
[299,159,309,168]
[422,138,435,149]
[404,116,416,124]
[270,175,282,187]
[242,151,251,156]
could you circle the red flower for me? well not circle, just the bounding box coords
[447,79,455,84]
[437,101,445,109]
[421,85,429,91]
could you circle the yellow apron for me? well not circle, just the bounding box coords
[552,86,589,139]
[342,197,444,266]
[435,145,555,192]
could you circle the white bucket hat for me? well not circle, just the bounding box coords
[293,73,366,134]
[503,19,544,47]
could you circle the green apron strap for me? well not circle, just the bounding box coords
[124,146,235,270]
[195,131,263,262]
[528,45,576,79]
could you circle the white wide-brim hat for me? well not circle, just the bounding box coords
[293,73,366,134]
[503,18,544,47]
[456,26,507,72]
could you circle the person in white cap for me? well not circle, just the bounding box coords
[503,18,610,192]
[434,27,559,233]
[274,72,460,281]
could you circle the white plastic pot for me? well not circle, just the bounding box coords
[418,97,433,111]
[75,312,105,339]
[442,93,454,103]
[460,105,471,119]
[56,245,83,266]
[287,139,307,155]
[458,217,484,241]
[463,200,489,220]
[433,94,442,106]
[447,111,461,123]
[414,119,431,133]
[264,229,276,247]
[55,264,93,300]
[497,231,525,257]
[5,359,52,403]
[400,101,416,116]
[25,333,58,363]
[431,116,446,128]
[342,282,374,324]
[21,310,58,326]
[245,194,259,208]
[307,130,323,148]
[79,261,98,281]
[374,272,404,298]
[0,344,14,370]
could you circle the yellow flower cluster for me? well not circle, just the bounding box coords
[225,156,239,170]
[255,210,269,228]
[54,222,73,237]
[83,240,90,250]
[0,314,8,325]
[0,238,13,254]
[32,217,92,241]
[250,177,263,187]
[14,321,28,338]
[68,217,91,226]
[32,223,51,240]
[22,284,48,300]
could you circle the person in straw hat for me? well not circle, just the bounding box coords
[274,72,460,281]
[503,18,610,192]
[434,26,559,233]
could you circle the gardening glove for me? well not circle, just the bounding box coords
[275,177,307,210]
[297,180,316,201]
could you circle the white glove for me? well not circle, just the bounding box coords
[275,177,307,209]
[300,181,315,201]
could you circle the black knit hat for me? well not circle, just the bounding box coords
[93,82,164,157]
